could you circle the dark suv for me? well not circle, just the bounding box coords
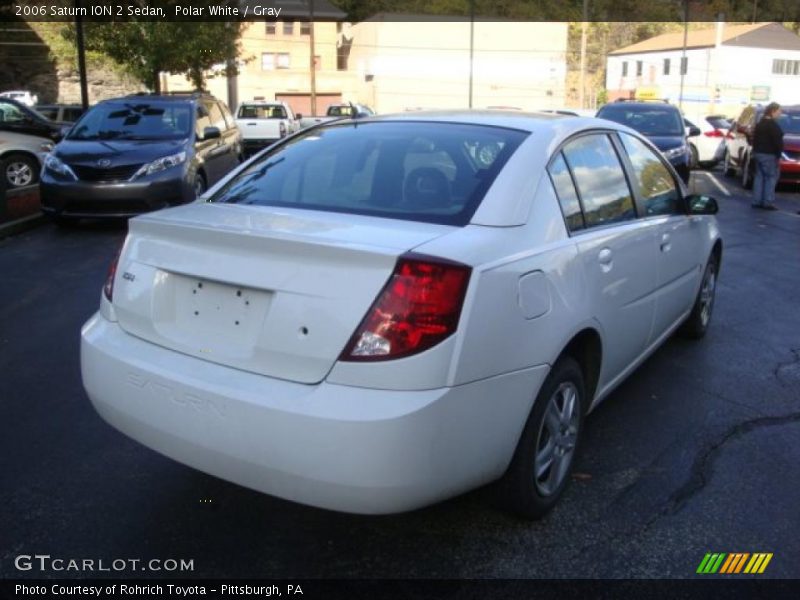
[724,103,800,189]
[596,100,697,183]
[40,92,242,223]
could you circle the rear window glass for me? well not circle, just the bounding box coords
[238,105,287,119]
[597,105,684,136]
[210,121,528,226]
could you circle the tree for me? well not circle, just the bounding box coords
[65,2,243,92]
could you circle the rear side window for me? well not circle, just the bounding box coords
[548,152,584,232]
[210,121,528,226]
[561,134,636,229]
[619,133,681,216]
[218,102,236,130]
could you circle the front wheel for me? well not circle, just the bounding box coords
[3,153,39,188]
[192,173,207,200]
[496,356,585,519]
[689,144,699,170]
[679,253,718,340]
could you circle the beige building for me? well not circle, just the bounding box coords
[165,15,568,116]
[347,16,568,113]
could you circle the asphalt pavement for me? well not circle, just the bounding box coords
[1,169,799,579]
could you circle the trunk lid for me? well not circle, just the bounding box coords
[113,203,456,383]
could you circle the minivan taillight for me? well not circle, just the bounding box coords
[103,245,123,302]
[339,254,471,361]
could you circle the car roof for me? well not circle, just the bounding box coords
[368,109,576,132]
[599,101,679,111]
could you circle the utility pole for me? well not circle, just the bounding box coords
[579,0,588,109]
[74,0,89,109]
[468,0,474,108]
[678,0,688,111]
[309,0,317,116]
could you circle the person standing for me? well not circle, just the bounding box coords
[751,102,783,211]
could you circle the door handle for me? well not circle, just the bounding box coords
[597,248,613,272]
[660,233,671,252]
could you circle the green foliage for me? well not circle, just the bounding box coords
[63,2,243,91]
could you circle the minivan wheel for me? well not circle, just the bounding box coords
[689,144,699,170]
[679,253,718,340]
[496,356,585,519]
[3,153,39,188]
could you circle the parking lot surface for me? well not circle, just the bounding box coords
[1,170,798,578]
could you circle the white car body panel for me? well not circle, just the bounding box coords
[81,111,722,514]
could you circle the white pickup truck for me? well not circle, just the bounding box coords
[298,103,375,129]
[235,101,299,156]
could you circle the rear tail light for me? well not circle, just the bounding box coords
[103,244,124,302]
[704,129,724,137]
[279,121,287,137]
[339,254,472,361]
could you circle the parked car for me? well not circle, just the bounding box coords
[235,101,298,156]
[36,103,87,123]
[596,100,698,183]
[298,103,375,129]
[724,103,800,189]
[40,92,242,224]
[0,90,38,107]
[0,97,66,188]
[684,115,731,168]
[81,112,721,518]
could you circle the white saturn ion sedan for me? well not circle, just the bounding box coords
[81,111,722,518]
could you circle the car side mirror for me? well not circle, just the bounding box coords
[687,125,701,137]
[295,113,303,120]
[202,126,221,141]
[686,194,718,215]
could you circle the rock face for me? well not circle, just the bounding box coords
[52,66,143,104]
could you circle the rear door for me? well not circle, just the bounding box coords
[557,133,660,383]
[617,132,703,340]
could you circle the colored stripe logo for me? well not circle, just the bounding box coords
[697,552,773,574]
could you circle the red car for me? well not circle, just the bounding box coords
[724,103,800,189]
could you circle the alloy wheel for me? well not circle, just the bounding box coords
[534,382,580,497]
[6,161,33,187]
[699,262,717,328]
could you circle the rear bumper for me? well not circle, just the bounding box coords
[242,138,279,154]
[778,160,800,183]
[80,314,547,514]
[40,171,191,218]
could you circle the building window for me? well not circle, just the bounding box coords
[622,61,628,77]
[262,53,290,70]
[265,23,276,35]
[283,21,294,35]
[636,61,642,76]
[300,22,311,35]
[772,58,800,75]
[680,56,688,75]
[663,58,670,75]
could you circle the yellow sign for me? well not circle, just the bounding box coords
[635,87,661,100]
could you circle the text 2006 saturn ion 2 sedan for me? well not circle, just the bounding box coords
[81,112,721,518]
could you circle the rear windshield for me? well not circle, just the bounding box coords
[238,105,287,119]
[598,105,684,136]
[210,121,528,226]
[67,102,192,141]
[706,116,731,130]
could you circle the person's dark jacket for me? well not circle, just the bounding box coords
[752,117,784,157]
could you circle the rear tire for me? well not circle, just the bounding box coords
[741,153,754,190]
[679,253,718,340]
[723,150,735,177]
[496,356,585,519]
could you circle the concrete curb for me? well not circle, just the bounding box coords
[0,212,47,240]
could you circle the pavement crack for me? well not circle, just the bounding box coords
[664,411,800,516]
[773,348,800,386]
